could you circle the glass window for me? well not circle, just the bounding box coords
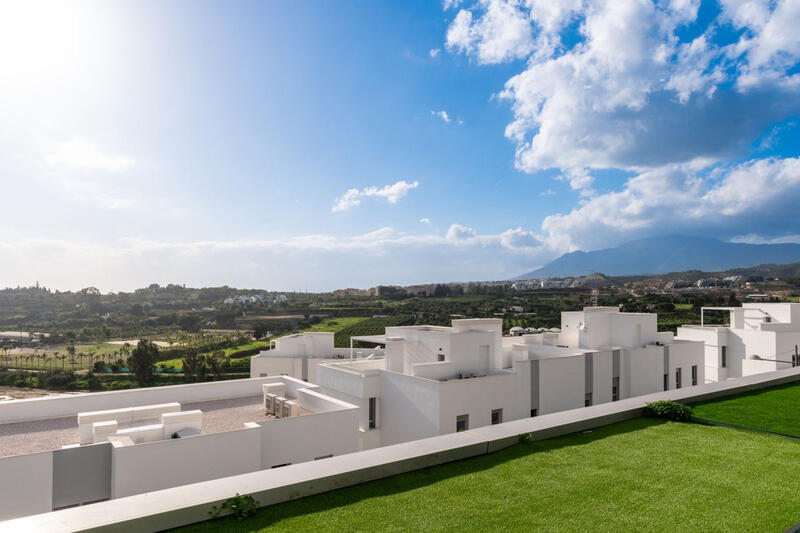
[456,414,469,432]
[530,409,538,417]
[721,346,727,368]
[691,365,698,386]
[663,373,669,391]
[612,377,620,401]
[368,397,377,429]
[676,368,682,389]
[491,409,503,425]
[584,392,593,407]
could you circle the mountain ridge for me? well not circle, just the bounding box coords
[514,235,800,279]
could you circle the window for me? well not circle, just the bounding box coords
[676,368,682,389]
[491,409,503,425]
[456,414,469,432]
[691,365,698,386]
[368,397,377,429]
[721,346,727,368]
[612,377,619,401]
[530,409,538,417]
[584,392,593,407]
[438,353,445,362]
[663,373,669,391]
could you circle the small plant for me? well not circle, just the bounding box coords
[643,400,693,421]
[209,493,259,521]
[518,432,533,444]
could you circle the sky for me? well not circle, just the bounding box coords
[1,0,799,292]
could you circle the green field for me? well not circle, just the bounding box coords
[158,340,274,370]
[178,418,800,532]
[300,317,368,333]
[692,381,800,436]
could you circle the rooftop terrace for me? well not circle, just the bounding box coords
[0,394,275,458]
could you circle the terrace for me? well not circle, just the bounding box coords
[0,395,270,458]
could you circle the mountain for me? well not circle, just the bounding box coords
[514,235,800,279]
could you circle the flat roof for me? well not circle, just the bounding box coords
[0,395,275,458]
[351,334,387,344]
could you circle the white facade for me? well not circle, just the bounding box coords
[0,376,358,520]
[250,332,384,383]
[315,309,704,450]
[676,303,800,382]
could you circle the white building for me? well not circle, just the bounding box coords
[676,303,800,382]
[0,376,358,520]
[250,332,384,383]
[314,308,704,450]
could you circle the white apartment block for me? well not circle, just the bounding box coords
[311,307,704,450]
[676,303,800,382]
[250,332,384,383]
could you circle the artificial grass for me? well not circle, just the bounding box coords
[692,381,800,436]
[176,418,800,532]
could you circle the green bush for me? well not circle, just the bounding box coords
[643,400,693,421]
[209,493,259,521]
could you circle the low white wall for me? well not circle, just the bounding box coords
[0,450,52,520]
[258,408,359,468]
[111,426,262,499]
[0,377,277,424]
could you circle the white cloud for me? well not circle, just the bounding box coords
[539,188,556,196]
[431,110,451,123]
[730,233,800,245]
[559,168,595,197]
[429,48,441,58]
[0,224,547,292]
[420,217,432,224]
[332,180,419,212]
[446,0,535,64]
[446,0,800,173]
[45,139,135,172]
[446,223,477,241]
[540,157,800,252]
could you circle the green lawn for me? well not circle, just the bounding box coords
[177,418,800,532]
[158,340,274,370]
[692,381,800,436]
[300,317,368,333]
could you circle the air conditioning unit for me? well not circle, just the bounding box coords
[265,393,278,415]
[283,400,298,418]
[274,396,287,418]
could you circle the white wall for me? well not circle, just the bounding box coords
[379,372,441,446]
[0,450,53,520]
[111,426,262,499]
[258,409,359,468]
[538,355,585,414]
[625,347,662,398]
[437,364,530,433]
[250,356,301,379]
[0,377,277,424]
[669,341,705,389]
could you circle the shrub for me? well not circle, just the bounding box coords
[209,493,259,521]
[643,400,693,421]
[42,370,76,390]
[519,432,533,444]
[92,360,106,373]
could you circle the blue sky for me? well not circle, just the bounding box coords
[1,0,799,291]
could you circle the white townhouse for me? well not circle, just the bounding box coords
[313,307,704,450]
[676,303,800,382]
[250,331,384,383]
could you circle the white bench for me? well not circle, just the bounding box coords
[78,403,182,444]
[162,410,202,439]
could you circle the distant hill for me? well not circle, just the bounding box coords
[514,235,800,279]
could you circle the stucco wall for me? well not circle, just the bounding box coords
[111,426,262,499]
[0,450,52,520]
